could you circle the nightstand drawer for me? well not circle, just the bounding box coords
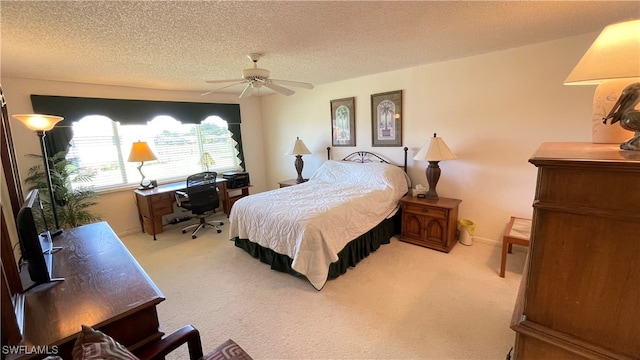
[403,203,447,218]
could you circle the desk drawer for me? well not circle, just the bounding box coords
[152,200,174,216]
[403,203,447,218]
[151,192,174,203]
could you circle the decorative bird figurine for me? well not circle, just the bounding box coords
[602,82,640,151]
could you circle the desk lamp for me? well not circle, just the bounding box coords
[200,152,215,172]
[564,19,640,150]
[413,133,457,200]
[285,137,311,183]
[13,114,64,234]
[128,141,157,189]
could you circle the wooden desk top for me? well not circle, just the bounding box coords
[21,221,165,350]
[133,178,227,197]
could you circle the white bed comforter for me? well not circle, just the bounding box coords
[229,160,409,290]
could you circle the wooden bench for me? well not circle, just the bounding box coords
[500,216,531,278]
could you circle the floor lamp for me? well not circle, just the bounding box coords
[13,114,64,235]
[285,137,311,183]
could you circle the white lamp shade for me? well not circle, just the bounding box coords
[564,19,640,85]
[128,141,157,162]
[414,134,457,161]
[13,114,63,131]
[284,137,311,155]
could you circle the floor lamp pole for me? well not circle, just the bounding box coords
[37,130,61,234]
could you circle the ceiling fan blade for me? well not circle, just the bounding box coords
[201,82,245,96]
[205,79,244,84]
[263,82,295,96]
[239,83,253,98]
[270,79,314,89]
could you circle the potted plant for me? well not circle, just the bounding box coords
[23,151,102,229]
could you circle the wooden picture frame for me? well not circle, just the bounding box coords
[330,97,356,147]
[371,90,402,147]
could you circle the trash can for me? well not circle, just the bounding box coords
[458,219,475,246]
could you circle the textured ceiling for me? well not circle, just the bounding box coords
[1,1,639,97]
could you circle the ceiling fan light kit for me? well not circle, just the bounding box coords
[204,53,314,98]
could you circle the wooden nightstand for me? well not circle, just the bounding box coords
[398,195,462,252]
[278,179,306,188]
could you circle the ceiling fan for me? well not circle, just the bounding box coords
[203,53,314,98]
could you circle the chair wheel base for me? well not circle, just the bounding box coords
[192,235,197,239]
[182,230,187,234]
[217,230,222,233]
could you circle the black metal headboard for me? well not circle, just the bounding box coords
[326,147,408,172]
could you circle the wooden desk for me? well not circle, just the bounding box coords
[224,185,251,215]
[9,222,165,359]
[133,179,229,240]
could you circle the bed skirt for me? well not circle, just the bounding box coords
[233,212,401,289]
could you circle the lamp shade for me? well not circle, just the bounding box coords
[284,137,311,155]
[413,133,457,162]
[199,152,215,166]
[127,141,157,162]
[564,19,640,85]
[13,114,63,131]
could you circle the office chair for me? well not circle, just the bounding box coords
[175,172,224,239]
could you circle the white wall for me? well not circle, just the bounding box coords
[260,33,599,242]
[2,78,267,236]
[3,32,600,241]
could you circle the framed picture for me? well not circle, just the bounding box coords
[330,97,356,147]
[371,90,402,147]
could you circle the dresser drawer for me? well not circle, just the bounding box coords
[403,203,447,218]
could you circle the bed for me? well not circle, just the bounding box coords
[229,149,410,290]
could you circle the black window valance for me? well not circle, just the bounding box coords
[29,95,244,169]
[30,95,241,125]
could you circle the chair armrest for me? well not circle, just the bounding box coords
[175,190,188,206]
[135,325,204,360]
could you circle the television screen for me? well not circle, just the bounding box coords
[16,189,56,286]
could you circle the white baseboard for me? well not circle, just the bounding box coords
[117,228,143,237]
[472,236,500,246]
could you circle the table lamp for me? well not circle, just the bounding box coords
[564,19,640,150]
[285,137,311,183]
[128,141,157,189]
[13,114,64,234]
[199,152,215,172]
[413,133,457,200]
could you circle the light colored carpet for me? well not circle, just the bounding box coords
[121,215,526,360]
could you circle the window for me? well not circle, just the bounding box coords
[66,115,242,191]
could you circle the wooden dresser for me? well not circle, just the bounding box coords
[511,142,640,359]
[4,222,165,359]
